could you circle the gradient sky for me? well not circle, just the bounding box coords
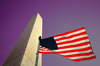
[0,0,100,66]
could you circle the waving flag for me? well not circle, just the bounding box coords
[39,27,96,61]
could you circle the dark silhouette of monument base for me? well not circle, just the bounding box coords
[3,13,42,66]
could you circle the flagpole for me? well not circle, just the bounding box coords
[35,36,41,66]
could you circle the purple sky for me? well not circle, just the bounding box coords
[0,0,100,66]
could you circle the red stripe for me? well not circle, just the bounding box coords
[54,27,85,38]
[67,31,87,38]
[58,42,90,49]
[56,47,92,54]
[39,46,42,48]
[38,27,96,61]
[64,52,94,57]
[72,56,96,61]
[39,48,52,51]
[54,31,87,41]
[39,51,55,54]
[39,47,92,54]
[39,48,56,54]
[57,36,89,45]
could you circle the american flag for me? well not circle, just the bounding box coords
[39,27,96,61]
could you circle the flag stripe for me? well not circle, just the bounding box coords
[58,42,90,49]
[55,47,92,54]
[39,50,53,52]
[64,52,94,57]
[54,44,90,52]
[39,47,55,54]
[72,56,96,61]
[68,54,95,59]
[39,27,96,61]
[39,50,54,52]
[61,49,92,55]
[56,36,89,45]
[54,31,86,41]
[54,29,86,40]
[54,27,85,39]
[39,46,92,54]
[39,51,54,54]
[54,30,87,41]
[67,31,87,39]
[39,51,55,54]
[58,39,89,47]
[55,34,88,43]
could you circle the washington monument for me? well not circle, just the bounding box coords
[3,13,42,66]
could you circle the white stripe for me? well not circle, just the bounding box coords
[67,29,86,37]
[39,50,53,52]
[58,39,89,47]
[70,34,88,40]
[39,47,51,51]
[61,49,92,55]
[56,38,69,43]
[39,47,53,52]
[68,54,94,59]
[54,29,86,39]
[54,44,90,52]
[56,34,88,43]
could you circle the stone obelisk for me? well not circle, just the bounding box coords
[3,13,42,66]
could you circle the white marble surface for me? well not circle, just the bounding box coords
[3,13,42,66]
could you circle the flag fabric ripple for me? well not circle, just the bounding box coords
[39,27,96,61]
